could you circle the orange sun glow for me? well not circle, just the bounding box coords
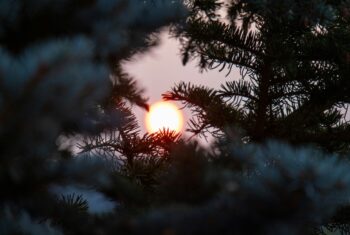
[145,101,183,133]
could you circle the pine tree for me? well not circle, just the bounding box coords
[2,1,350,235]
[150,0,350,234]
[0,1,185,234]
[166,0,350,154]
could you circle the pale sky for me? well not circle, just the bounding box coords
[123,30,239,140]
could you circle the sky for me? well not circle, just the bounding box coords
[123,30,239,141]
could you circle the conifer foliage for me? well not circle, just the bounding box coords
[1,1,350,235]
[167,0,350,153]
[0,0,185,234]
[162,0,350,234]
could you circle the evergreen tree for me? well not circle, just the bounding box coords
[166,0,350,153]
[2,1,350,235]
[154,0,350,234]
[0,1,185,234]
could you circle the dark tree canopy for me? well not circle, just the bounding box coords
[166,0,350,153]
[0,1,186,234]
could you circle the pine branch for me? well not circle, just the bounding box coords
[219,80,258,105]
[108,65,149,111]
[163,82,244,137]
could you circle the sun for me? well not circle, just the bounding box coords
[145,101,183,133]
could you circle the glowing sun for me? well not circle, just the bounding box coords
[145,101,183,133]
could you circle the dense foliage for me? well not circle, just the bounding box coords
[0,0,185,234]
[1,0,350,235]
[167,0,350,153]
[164,0,350,233]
